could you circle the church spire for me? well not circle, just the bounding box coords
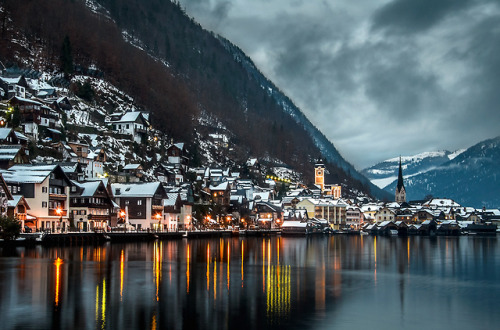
[395,156,406,203]
[397,156,404,191]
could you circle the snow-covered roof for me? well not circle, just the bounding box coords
[1,164,58,184]
[0,145,22,160]
[7,195,29,209]
[281,221,307,228]
[111,182,161,197]
[210,181,229,191]
[425,198,461,208]
[10,96,42,105]
[123,163,141,170]
[111,111,143,123]
[0,128,13,140]
[14,131,28,141]
[163,193,179,207]
[72,180,102,197]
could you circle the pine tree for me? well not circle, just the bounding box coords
[60,35,73,78]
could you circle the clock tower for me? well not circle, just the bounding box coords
[315,163,325,191]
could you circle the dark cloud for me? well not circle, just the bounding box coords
[177,0,500,168]
[372,0,474,34]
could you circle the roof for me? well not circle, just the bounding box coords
[112,111,143,123]
[123,163,142,170]
[14,131,28,141]
[1,164,60,184]
[163,193,179,207]
[7,195,30,209]
[72,180,102,197]
[111,182,161,197]
[209,181,229,191]
[0,128,13,140]
[0,145,23,160]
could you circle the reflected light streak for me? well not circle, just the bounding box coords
[187,244,190,294]
[120,250,125,301]
[241,241,244,287]
[266,264,291,320]
[374,236,377,285]
[151,313,157,330]
[262,240,266,292]
[227,243,230,291]
[207,244,210,291]
[214,258,217,300]
[54,257,63,307]
[153,241,162,301]
[101,279,106,328]
[95,285,99,322]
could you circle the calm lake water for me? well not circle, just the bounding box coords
[0,236,499,330]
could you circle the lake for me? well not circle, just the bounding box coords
[0,235,499,330]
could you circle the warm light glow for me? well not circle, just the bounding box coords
[155,213,161,220]
[54,258,63,307]
[120,210,126,218]
[56,207,62,215]
[153,241,162,301]
[207,244,210,291]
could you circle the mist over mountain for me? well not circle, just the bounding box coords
[0,0,389,199]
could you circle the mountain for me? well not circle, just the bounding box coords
[362,150,465,189]
[383,136,500,208]
[0,0,389,199]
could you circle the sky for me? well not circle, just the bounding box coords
[177,0,500,169]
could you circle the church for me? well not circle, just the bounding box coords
[314,162,341,199]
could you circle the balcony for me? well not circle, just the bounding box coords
[49,193,67,201]
[49,208,68,217]
[152,205,163,210]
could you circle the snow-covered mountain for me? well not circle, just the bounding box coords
[383,136,500,208]
[362,150,465,189]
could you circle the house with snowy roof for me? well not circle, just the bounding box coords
[1,164,72,232]
[0,145,30,169]
[70,180,114,231]
[7,195,31,231]
[0,75,29,99]
[163,192,181,231]
[374,206,396,223]
[0,172,13,217]
[9,96,43,140]
[166,142,188,169]
[254,201,283,229]
[111,182,166,230]
[0,127,23,145]
[108,111,148,143]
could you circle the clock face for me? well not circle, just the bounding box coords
[316,169,323,176]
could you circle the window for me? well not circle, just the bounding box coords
[42,187,48,193]
[137,211,142,216]
[137,200,142,205]
[125,200,130,205]
[71,186,76,192]
[42,201,47,208]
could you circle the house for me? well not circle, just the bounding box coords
[109,111,148,143]
[0,173,13,217]
[111,182,166,230]
[254,201,283,229]
[206,181,231,207]
[346,206,364,229]
[0,145,30,169]
[166,143,188,169]
[70,180,114,231]
[7,195,31,232]
[1,164,72,232]
[59,162,86,182]
[9,96,43,140]
[118,163,144,182]
[163,192,181,231]
[0,75,29,99]
[375,207,396,223]
[0,127,22,145]
[296,198,347,229]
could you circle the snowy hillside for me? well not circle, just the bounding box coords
[362,150,465,189]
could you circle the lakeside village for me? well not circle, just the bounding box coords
[0,71,498,243]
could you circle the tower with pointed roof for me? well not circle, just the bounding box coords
[395,157,406,203]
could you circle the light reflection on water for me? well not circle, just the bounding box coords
[0,236,499,329]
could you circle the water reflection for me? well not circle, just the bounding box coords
[0,236,499,329]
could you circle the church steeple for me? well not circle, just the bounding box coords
[395,156,406,203]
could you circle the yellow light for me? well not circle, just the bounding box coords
[120,210,126,218]
[56,208,62,215]
[155,213,161,220]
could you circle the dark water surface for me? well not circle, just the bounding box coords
[0,236,498,330]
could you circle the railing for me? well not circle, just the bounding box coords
[49,193,67,200]
[152,205,163,210]
[49,208,67,216]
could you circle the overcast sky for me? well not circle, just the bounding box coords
[177,0,500,169]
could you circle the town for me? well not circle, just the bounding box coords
[0,68,498,243]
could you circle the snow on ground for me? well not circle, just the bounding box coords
[448,149,466,160]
